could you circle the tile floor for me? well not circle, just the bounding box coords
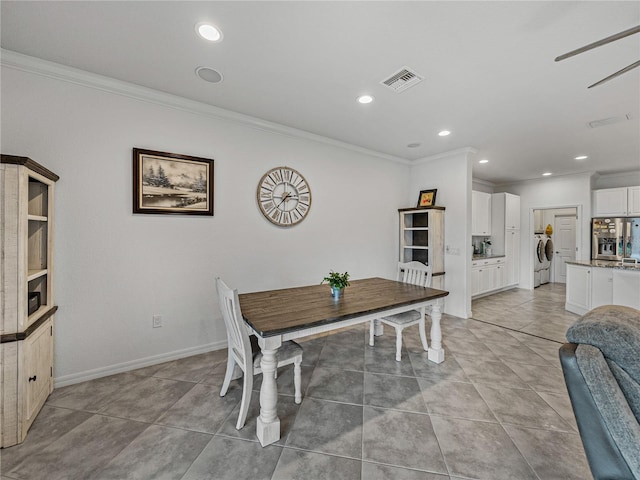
[1,284,591,480]
[471,283,579,343]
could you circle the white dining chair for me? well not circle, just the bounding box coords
[216,277,303,430]
[369,262,432,361]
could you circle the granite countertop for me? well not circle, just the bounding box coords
[472,254,506,260]
[566,260,640,270]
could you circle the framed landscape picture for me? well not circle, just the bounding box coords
[417,189,437,208]
[133,148,214,215]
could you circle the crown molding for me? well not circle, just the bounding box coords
[493,170,596,188]
[412,147,478,166]
[472,177,496,188]
[1,49,410,166]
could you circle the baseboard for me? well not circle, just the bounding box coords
[472,284,519,300]
[54,340,227,387]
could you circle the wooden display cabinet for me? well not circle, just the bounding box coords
[1,155,58,447]
[398,207,445,289]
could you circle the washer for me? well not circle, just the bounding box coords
[540,236,552,284]
[541,236,554,284]
[534,234,544,288]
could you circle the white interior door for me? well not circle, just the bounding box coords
[553,215,576,283]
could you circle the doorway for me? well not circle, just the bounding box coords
[532,207,578,287]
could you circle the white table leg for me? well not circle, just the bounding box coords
[256,337,281,446]
[428,302,445,363]
[373,319,384,336]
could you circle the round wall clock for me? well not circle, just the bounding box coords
[257,166,311,226]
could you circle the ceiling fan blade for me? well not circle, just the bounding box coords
[555,25,640,62]
[587,60,640,88]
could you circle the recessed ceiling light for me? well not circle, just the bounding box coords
[542,172,552,176]
[574,155,588,160]
[407,143,421,148]
[195,66,223,83]
[479,159,489,164]
[196,23,223,42]
[438,130,451,137]
[357,95,374,104]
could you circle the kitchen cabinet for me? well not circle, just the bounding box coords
[504,193,520,230]
[491,193,520,246]
[472,191,491,236]
[490,193,520,288]
[534,209,544,233]
[566,264,591,315]
[505,229,520,287]
[471,268,481,296]
[628,186,640,216]
[398,207,445,290]
[592,186,640,217]
[1,155,58,447]
[566,262,640,315]
[590,267,613,309]
[471,257,506,297]
[613,270,640,310]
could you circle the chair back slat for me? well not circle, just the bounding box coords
[216,278,252,370]
[397,261,432,287]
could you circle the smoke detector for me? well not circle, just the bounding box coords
[380,67,424,93]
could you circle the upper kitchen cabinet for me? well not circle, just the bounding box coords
[534,209,544,233]
[628,186,640,216]
[492,192,520,231]
[472,191,491,236]
[593,186,640,217]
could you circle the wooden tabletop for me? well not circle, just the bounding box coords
[239,277,449,337]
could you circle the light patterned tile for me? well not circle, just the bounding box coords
[364,373,427,413]
[431,416,537,480]
[418,377,496,422]
[272,449,361,480]
[504,425,591,480]
[87,424,211,479]
[6,415,148,480]
[475,384,574,431]
[182,436,282,480]
[285,398,363,458]
[362,407,447,474]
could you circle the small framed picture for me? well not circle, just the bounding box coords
[417,189,437,208]
[133,148,214,215]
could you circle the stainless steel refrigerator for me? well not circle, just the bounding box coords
[592,217,640,261]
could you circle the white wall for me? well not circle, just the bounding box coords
[409,149,474,318]
[592,171,640,189]
[1,65,410,385]
[498,172,593,289]
[541,208,577,232]
[471,180,494,194]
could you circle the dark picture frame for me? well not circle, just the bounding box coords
[133,148,214,215]
[417,189,437,208]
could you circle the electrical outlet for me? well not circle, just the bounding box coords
[152,315,162,328]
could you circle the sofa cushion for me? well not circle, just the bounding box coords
[576,344,640,479]
[608,359,640,422]
[566,305,640,383]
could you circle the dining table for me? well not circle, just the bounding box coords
[238,276,449,446]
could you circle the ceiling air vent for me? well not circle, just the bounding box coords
[381,67,424,93]
[588,114,632,128]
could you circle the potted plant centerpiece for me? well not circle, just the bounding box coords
[322,271,350,299]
